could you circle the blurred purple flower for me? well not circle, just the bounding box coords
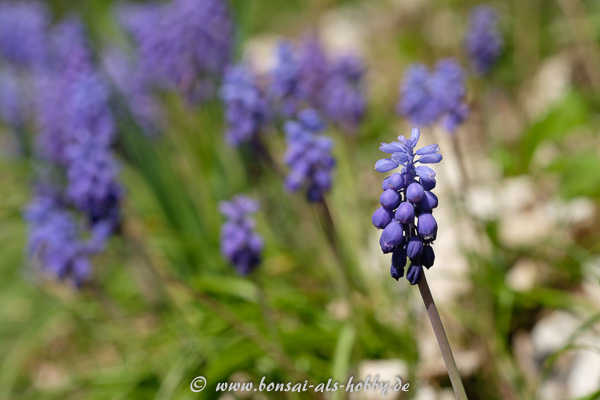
[25,191,109,286]
[297,35,330,106]
[36,18,115,164]
[270,41,302,116]
[465,5,502,75]
[0,1,49,68]
[25,17,122,284]
[270,36,366,133]
[0,1,49,131]
[220,65,270,146]
[219,195,263,275]
[398,59,468,133]
[117,0,234,102]
[284,109,335,202]
[322,55,366,134]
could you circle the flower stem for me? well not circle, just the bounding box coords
[417,272,468,400]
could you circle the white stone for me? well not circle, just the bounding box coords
[523,54,571,120]
[531,311,579,357]
[321,8,367,57]
[567,350,600,398]
[243,35,280,75]
[506,259,541,292]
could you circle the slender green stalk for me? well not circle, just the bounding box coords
[252,274,284,349]
[417,273,468,400]
[450,133,470,193]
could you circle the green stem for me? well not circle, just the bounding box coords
[252,274,284,349]
[417,272,468,400]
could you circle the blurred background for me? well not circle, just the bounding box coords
[1,0,600,399]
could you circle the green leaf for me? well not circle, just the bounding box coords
[514,91,589,174]
[547,152,600,199]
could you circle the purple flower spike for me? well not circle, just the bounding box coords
[283,109,335,202]
[0,1,49,68]
[117,0,234,102]
[465,5,502,75]
[220,64,270,146]
[397,65,439,126]
[220,195,263,275]
[322,55,366,134]
[372,127,442,283]
[270,40,301,116]
[398,59,468,133]
[24,16,122,286]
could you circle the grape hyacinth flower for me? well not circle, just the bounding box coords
[374,129,468,399]
[465,5,502,76]
[269,37,366,133]
[372,127,441,285]
[25,191,110,286]
[398,59,468,133]
[36,18,122,229]
[24,17,122,285]
[219,195,263,275]
[297,35,330,107]
[270,41,302,117]
[283,109,335,202]
[0,0,49,68]
[0,1,49,133]
[220,65,270,146]
[322,56,366,134]
[117,0,234,102]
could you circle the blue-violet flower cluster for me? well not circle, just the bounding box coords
[465,5,502,76]
[270,37,366,134]
[0,1,49,131]
[25,191,111,286]
[372,127,441,285]
[220,195,263,275]
[220,65,270,146]
[398,59,468,133]
[117,0,234,102]
[26,18,122,285]
[0,1,49,68]
[284,109,335,202]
